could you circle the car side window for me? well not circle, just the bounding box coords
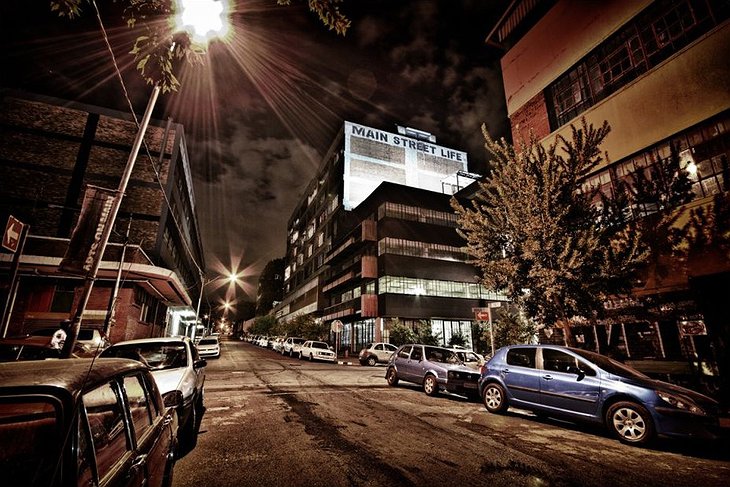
[374,344,383,351]
[77,408,96,486]
[411,346,423,361]
[123,375,153,442]
[191,343,200,362]
[398,346,412,359]
[506,348,536,368]
[386,344,397,352]
[83,381,130,480]
[542,349,580,373]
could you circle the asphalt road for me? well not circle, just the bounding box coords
[173,339,730,487]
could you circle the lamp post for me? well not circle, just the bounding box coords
[61,0,230,357]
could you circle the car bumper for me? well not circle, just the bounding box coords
[653,407,722,440]
[199,350,220,358]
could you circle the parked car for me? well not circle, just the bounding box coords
[282,337,307,356]
[299,340,337,362]
[358,342,398,366]
[385,344,481,398]
[100,336,206,455]
[479,344,721,445]
[0,335,92,361]
[197,336,220,359]
[0,358,177,487]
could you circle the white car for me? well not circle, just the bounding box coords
[298,340,336,362]
[100,336,206,456]
[282,337,306,357]
[197,336,220,358]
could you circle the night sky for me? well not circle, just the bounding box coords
[0,0,510,309]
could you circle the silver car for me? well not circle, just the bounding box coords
[100,336,206,456]
[386,344,481,398]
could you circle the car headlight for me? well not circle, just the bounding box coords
[656,390,705,415]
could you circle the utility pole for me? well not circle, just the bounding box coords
[103,216,132,339]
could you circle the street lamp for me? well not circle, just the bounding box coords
[194,272,239,330]
[62,1,230,358]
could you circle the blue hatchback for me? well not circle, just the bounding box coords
[478,344,720,445]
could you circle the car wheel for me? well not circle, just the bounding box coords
[482,383,508,413]
[367,356,377,367]
[309,353,314,361]
[298,352,303,360]
[386,367,399,386]
[606,401,654,445]
[423,374,439,396]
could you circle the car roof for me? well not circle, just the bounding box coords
[108,337,190,346]
[0,358,147,393]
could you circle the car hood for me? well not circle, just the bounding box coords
[614,374,718,406]
[151,367,195,399]
[438,362,478,374]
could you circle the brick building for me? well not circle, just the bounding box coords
[487,0,730,397]
[0,91,205,343]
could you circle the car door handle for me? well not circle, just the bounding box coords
[163,414,173,426]
[542,375,553,380]
[502,368,510,374]
[131,454,147,469]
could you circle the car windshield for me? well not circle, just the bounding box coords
[571,348,649,380]
[199,338,218,346]
[424,346,461,364]
[0,398,62,486]
[311,342,329,349]
[102,342,188,370]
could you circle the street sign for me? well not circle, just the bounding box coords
[473,308,490,321]
[331,319,344,333]
[2,215,24,252]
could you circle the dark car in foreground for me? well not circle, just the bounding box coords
[385,344,481,398]
[0,358,177,487]
[479,344,720,445]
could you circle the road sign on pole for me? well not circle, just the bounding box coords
[2,215,23,252]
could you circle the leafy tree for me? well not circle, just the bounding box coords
[489,311,537,350]
[447,332,467,348]
[280,314,329,340]
[250,314,277,335]
[256,258,284,316]
[389,319,416,346]
[415,321,441,346]
[50,0,351,92]
[452,119,646,344]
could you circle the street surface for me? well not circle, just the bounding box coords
[174,339,730,487]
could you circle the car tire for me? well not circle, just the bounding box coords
[298,352,303,360]
[309,353,314,361]
[367,356,377,367]
[482,383,508,414]
[423,374,439,396]
[386,367,399,386]
[606,401,655,445]
[162,453,176,487]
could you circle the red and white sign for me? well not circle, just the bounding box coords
[473,308,491,321]
[2,215,24,252]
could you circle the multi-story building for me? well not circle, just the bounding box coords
[487,0,729,395]
[0,91,205,343]
[276,121,504,353]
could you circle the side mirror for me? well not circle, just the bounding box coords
[567,365,585,380]
[194,359,208,369]
[163,390,183,408]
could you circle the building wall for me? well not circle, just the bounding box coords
[492,0,730,399]
[0,92,200,342]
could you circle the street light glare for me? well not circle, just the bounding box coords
[176,0,230,44]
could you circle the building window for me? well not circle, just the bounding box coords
[378,237,469,262]
[378,276,505,301]
[50,283,75,312]
[546,0,726,129]
[377,202,457,227]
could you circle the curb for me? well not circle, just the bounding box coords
[337,360,357,366]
